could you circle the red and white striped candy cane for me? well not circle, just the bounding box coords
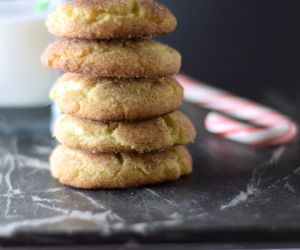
[175,74,298,147]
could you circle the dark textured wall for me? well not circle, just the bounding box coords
[156,0,300,100]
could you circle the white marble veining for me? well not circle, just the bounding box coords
[220,146,288,210]
[1,105,300,241]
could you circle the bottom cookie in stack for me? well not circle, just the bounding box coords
[50,145,192,189]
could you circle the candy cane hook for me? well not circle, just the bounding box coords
[176,74,298,147]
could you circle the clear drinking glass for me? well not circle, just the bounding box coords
[0,1,62,107]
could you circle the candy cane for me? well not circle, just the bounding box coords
[175,74,298,147]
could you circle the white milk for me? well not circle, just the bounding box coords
[0,3,59,107]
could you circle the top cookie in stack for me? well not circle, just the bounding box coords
[42,0,196,189]
[46,0,177,39]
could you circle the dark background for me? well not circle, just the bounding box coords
[157,0,300,101]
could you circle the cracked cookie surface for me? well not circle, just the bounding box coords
[54,111,196,153]
[50,73,183,122]
[50,145,192,189]
[41,38,181,78]
[46,0,177,39]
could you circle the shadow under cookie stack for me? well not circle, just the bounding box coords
[42,0,196,189]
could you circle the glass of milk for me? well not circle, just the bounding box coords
[0,1,62,107]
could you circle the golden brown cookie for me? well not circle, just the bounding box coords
[41,38,181,78]
[54,111,196,153]
[50,145,192,189]
[50,73,183,122]
[46,0,177,39]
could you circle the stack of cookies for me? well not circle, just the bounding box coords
[42,0,196,189]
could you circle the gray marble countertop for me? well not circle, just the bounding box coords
[0,100,300,247]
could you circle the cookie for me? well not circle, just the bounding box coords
[50,145,192,189]
[46,0,177,39]
[50,73,183,122]
[41,38,181,78]
[54,111,196,153]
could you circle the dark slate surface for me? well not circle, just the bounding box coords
[0,99,300,247]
